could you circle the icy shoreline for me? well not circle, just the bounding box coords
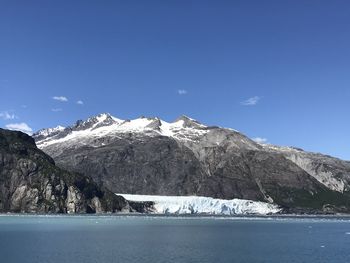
[118,194,281,215]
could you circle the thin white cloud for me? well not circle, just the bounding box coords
[77,100,84,105]
[52,96,68,102]
[253,137,268,144]
[0,111,17,120]
[178,89,188,95]
[51,108,63,112]
[241,96,260,106]
[5,122,33,135]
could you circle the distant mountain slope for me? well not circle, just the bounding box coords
[262,144,350,193]
[0,128,147,213]
[33,113,350,213]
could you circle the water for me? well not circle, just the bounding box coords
[0,215,350,263]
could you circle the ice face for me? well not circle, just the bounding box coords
[118,194,281,215]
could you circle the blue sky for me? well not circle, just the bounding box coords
[0,1,349,160]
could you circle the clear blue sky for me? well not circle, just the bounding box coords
[0,1,349,160]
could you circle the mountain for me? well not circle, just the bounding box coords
[33,113,350,214]
[0,128,151,213]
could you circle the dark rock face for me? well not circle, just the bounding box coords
[0,128,150,213]
[48,136,205,196]
[189,144,350,212]
[33,114,350,214]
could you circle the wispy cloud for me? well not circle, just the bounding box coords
[253,137,268,144]
[0,111,17,120]
[52,96,68,102]
[51,108,63,112]
[178,89,188,95]
[76,100,84,105]
[5,122,33,135]
[241,96,260,106]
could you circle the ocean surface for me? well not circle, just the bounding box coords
[0,215,350,263]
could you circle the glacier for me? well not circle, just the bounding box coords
[118,194,281,215]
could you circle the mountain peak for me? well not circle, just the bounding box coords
[138,116,161,121]
[74,113,121,131]
[96,112,112,119]
[34,125,65,139]
[175,115,194,121]
[34,113,212,148]
[174,115,205,128]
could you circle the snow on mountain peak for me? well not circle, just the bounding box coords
[74,112,123,130]
[174,115,205,128]
[34,113,211,148]
[35,125,65,137]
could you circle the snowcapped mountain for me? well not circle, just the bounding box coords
[34,125,65,140]
[35,113,219,147]
[33,113,350,214]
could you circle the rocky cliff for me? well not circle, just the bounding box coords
[0,128,150,213]
[34,113,350,213]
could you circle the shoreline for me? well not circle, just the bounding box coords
[1,213,350,221]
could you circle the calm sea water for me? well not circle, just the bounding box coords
[0,215,350,263]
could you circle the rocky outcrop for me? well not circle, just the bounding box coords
[0,128,152,213]
[33,113,350,214]
[262,144,350,193]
